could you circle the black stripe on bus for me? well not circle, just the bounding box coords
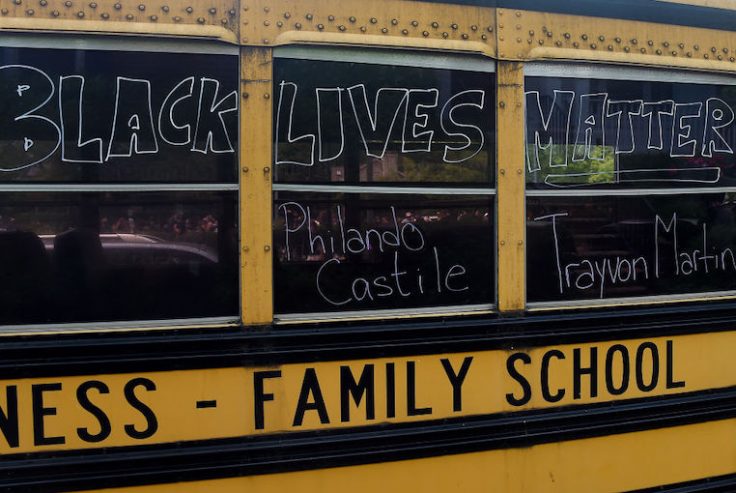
[0,387,734,493]
[416,0,736,34]
[628,472,736,492]
[1,300,736,378]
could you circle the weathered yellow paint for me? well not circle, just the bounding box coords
[78,418,736,493]
[495,61,525,312]
[0,0,239,41]
[240,0,495,51]
[0,331,730,454]
[497,7,736,72]
[241,47,273,325]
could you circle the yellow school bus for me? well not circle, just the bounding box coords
[0,0,735,491]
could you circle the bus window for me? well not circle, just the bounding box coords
[0,44,239,327]
[271,48,496,320]
[525,64,736,306]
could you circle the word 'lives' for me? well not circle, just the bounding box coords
[276,81,487,166]
[0,65,237,171]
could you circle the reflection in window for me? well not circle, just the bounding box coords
[274,194,493,313]
[0,192,238,324]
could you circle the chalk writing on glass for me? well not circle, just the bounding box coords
[0,65,238,172]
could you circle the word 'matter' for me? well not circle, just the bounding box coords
[0,65,237,171]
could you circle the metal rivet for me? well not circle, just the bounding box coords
[242,246,249,252]
[283,11,290,19]
[263,166,271,173]
[678,43,684,49]
[263,93,270,99]
[442,31,448,38]
[186,6,193,13]
[295,22,301,29]
[555,41,562,47]
[499,101,505,108]
[624,46,630,52]
[730,56,735,62]
[1,8,7,14]
[101,12,108,19]
[242,166,249,172]
[640,47,646,53]
[481,34,487,40]
[516,37,521,43]
[529,29,534,36]
[647,40,653,46]
[89,2,96,8]
[663,41,670,47]
[581,34,588,40]
[114,2,121,9]
[672,50,677,56]
[125,13,133,20]
[564,32,571,39]
[341,25,348,31]
[401,29,408,35]
[263,20,269,26]
[173,15,181,21]
[704,53,709,59]
[500,240,506,246]
[317,23,324,30]
[486,26,493,32]
[242,92,249,99]
[138,4,144,11]
[631,38,638,45]
[263,6,269,12]
[229,8,235,16]
[76,10,83,17]
[220,18,227,25]
[515,10,521,17]
[694,44,699,50]
[607,44,613,51]
[711,46,717,53]
[451,23,458,29]
[306,13,313,20]
[328,14,335,21]
[381,27,388,33]
[52,9,60,16]
[391,18,398,25]
[724,48,730,54]
[411,20,418,27]
[276,20,282,27]
[471,25,477,31]
[197,16,205,23]
[151,14,159,21]
[371,17,378,24]
[264,245,271,252]
[422,30,429,36]
[350,16,357,23]
[573,41,579,48]
[598,35,605,41]
[615,37,621,43]
[26,8,34,15]
[360,26,366,32]
[208,7,216,14]
[538,39,544,45]
[656,49,662,55]
[546,31,552,37]
[12,0,21,5]
[590,43,597,49]
[40,0,47,6]
[686,51,692,57]
[263,38,269,44]
[718,55,723,60]
[64,0,71,6]
[499,36,504,41]
[518,240,523,245]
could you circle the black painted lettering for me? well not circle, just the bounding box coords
[605,345,630,396]
[340,365,375,422]
[293,368,330,426]
[666,340,686,389]
[0,386,18,448]
[635,342,660,392]
[440,357,473,412]
[76,380,112,443]
[386,362,396,419]
[123,378,158,439]
[505,353,532,406]
[32,383,65,446]
[253,370,282,430]
[406,361,432,416]
[541,350,565,403]
[573,347,598,399]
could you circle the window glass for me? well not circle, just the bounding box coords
[526,76,736,189]
[274,59,494,186]
[274,193,494,313]
[526,68,736,305]
[273,54,495,317]
[0,45,239,326]
[0,192,238,324]
[0,47,238,183]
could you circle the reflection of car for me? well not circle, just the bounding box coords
[40,233,218,266]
